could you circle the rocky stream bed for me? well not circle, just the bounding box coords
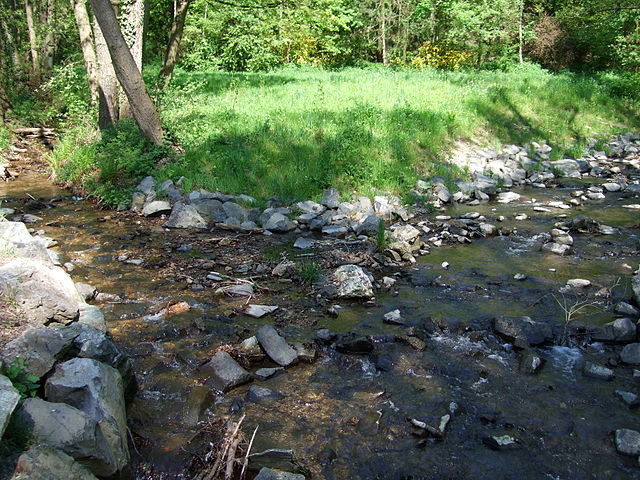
[0,134,640,479]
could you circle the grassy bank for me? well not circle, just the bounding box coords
[52,65,639,204]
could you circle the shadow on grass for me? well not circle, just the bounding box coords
[469,74,639,155]
[168,69,304,97]
[161,104,458,201]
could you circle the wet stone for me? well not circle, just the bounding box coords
[492,316,552,346]
[249,449,299,473]
[255,325,298,367]
[583,361,615,380]
[246,385,283,404]
[615,302,640,318]
[383,309,404,325]
[254,468,305,480]
[592,318,637,344]
[615,390,640,408]
[615,429,640,456]
[200,351,252,393]
[482,435,519,450]
[519,351,543,374]
[335,334,373,354]
[254,367,284,381]
[620,343,640,365]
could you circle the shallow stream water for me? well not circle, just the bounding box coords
[2,167,640,480]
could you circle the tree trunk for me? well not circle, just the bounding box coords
[89,0,163,144]
[72,0,99,104]
[158,0,191,89]
[380,0,388,65]
[118,0,146,118]
[94,13,120,129]
[42,0,56,72]
[24,0,40,83]
[518,0,524,64]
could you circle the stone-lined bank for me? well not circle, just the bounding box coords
[0,221,134,479]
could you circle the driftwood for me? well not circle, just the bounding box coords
[190,415,258,480]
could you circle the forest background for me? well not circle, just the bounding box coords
[1,0,639,204]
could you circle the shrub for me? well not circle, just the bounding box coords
[411,42,472,70]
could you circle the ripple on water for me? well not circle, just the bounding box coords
[547,345,583,380]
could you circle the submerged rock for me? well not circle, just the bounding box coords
[254,468,305,480]
[492,316,552,346]
[246,385,283,404]
[583,361,615,381]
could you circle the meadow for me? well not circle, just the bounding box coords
[51,64,639,204]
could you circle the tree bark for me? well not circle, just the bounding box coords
[94,13,120,129]
[118,0,146,119]
[89,0,163,144]
[24,0,40,83]
[71,0,99,104]
[158,0,191,89]
[518,0,524,64]
[42,0,56,72]
[380,0,388,65]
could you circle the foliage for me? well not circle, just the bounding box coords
[297,261,323,285]
[3,358,40,402]
[49,119,172,206]
[0,126,9,152]
[376,219,388,252]
[411,42,471,70]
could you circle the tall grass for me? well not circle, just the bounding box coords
[155,64,637,201]
[0,126,10,153]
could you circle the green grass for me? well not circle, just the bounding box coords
[155,64,638,202]
[0,126,10,152]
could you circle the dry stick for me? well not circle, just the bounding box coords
[224,432,243,479]
[240,425,259,480]
[204,416,246,480]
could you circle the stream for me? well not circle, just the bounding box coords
[2,154,640,480]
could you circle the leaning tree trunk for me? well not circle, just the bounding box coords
[158,0,191,89]
[94,13,120,129]
[89,0,163,144]
[71,0,99,104]
[118,0,146,119]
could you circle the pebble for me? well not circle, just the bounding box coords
[513,274,527,281]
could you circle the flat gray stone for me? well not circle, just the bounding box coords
[295,201,325,215]
[254,367,284,380]
[255,468,306,480]
[293,237,314,250]
[222,202,248,222]
[246,385,283,404]
[245,305,278,318]
[136,176,155,195]
[249,449,299,473]
[255,326,298,367]
[0,374,20,439]
[200,351,252,392]
[141,200,171,217]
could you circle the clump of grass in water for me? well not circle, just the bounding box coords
[297,261,323,285]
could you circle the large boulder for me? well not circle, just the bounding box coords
[255,326,298,367]
[200,351,252,392]
[14,398,118,477]
[163,202,207,229]
[10,445,99,480]
[191,199,226,222]
[45,358,130,474]
[1,324,134,388]
[0,222,52,263]
[141,200,172,217]
[333,265,374,298]
[0,374,20,439]
[546,159,581,178]
[492,316,552,346]
[0,259,83,325]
